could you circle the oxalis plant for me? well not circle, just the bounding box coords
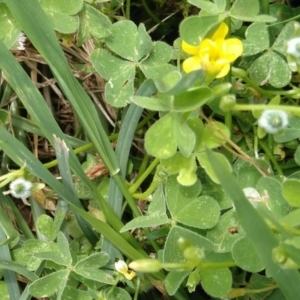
[1,0,300,299]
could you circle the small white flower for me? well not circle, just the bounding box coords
[9,177,32,199]
[16,32,26,50]
[287,37,300,58]
[115,260,136,280]
[258,110,289,134]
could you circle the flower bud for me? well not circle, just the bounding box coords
[128,259,162,273]
[177,237,192,252]
[212,83,232,98]
[183,246,205,263]
[219,94,236,112]
[186,269,201,293]
[232,67,247,77]
[272,246,299,269]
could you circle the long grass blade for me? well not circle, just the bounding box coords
[206,148,300,300]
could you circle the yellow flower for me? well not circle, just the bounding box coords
[182,22,243,78]
[114,260,136,280]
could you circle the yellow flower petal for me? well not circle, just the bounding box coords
[222,38,243,62]
[211,22,228,41]
[216,63,230,78]
[182,56,202,73]
[182,40,199,55]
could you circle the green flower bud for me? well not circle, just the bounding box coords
[232,67,247,77]
[128,259,162,273]
[186,269,201,293]
[183,246,205,263]
[219,94,236,112]
[177,237,193,252]
[212,83,232,97]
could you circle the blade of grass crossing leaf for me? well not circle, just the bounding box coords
[103,80,157,259]
[206,149,300,300]
[53,136,98,244]
[0,227,20,300]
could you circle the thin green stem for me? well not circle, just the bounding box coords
[125,0,130,19]
[129,158,159,194]
[260,0,269,14]
[141,0,161,24]
[258,138,283,175]
[132,180,158,200]
[135,154,150,181]
[233,104,300,113]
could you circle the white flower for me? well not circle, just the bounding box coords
[16,32,26,50]
[287,37,300,58]
[115,260,136,280]
[258,110,289,134]
[9,177,32,199]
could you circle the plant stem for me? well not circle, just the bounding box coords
[129,158,159,194]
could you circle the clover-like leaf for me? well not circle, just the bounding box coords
[90,48,135,107]
[249,51,291,88]
[207,210,245,253]
[242,22,269,56]
[232,236,265,272]
[105,20,152,62]
[163,226,214,266]
[29,270,70,299]
[145,113,177,159]
[179,15,221,45]
[200,268,232,298]
[40,0,83,33]
[282,178,300,207]
[229,0,276,22]
[77,3,112,46]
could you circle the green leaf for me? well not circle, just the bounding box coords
[187,0,219,14]
[0,3,21,49]
[120,214,169,232]
[282,178,300,207]
[29,269,70,299]
[242,22,269,56]
[197,121,230,151]
[163,226,214,265]
[256,177,289,219]
[200,268,232,298]
[229,0,276,22]
[61,285,92,300]
[75,253,109,269]
[100,287,132,300]
[40,0,83,33]
[165,271,190,296]
[280,209,300,228]
[249,51,291,88]
[174,114,196,157]
[105,20,152,62]
[206,210,245,253]
[145,113,177,159]
[77,3,111,46]
[197,151,232,184]
[166,176,219,229]
[141,41,174,65]
[295,145,300,166]
[173,87,214,112]
[36,215,56,241]
[141,64,177,80]
[179,15,221,45]
[206,148,300,299]
[74,267,116,285]
[176,196,220,229]
[13,240,57,271]
[232,236,265,272]
[274,116,300,142]
[272,21,298,55]
[90,48,135,107]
